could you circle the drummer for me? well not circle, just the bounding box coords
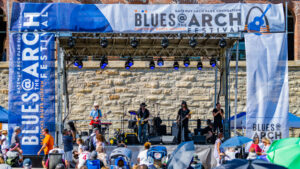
[90,102,106,132]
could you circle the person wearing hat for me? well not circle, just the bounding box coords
[176,101,191,143]
[136,103,151,144]
[23,158,32,169]
[89,102,106,132]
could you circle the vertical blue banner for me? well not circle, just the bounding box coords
[9,32,55,155]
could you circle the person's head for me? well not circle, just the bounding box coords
[262,137,271,145]
[94,102,99,110]
[51,150,59,154]
[63,129,70,136]
[218,132,223,139]
[96,134,105,142]
[206,119,212,126]
[14,126,21,134]
[140,103,147,111]
[216,102,221,109]
[80,166,88,169]
[93,128,99,135]
[82,146,88,152]
[55,163,65,169]
[249,147,255,153]
[90,151,98,160]
[181,101,187,109]
[144,142,151,150]
[42,128,49,136]
[138,164,148,169]
[76,138,84,145]
[53,144,59,149]
[117,158,125,167]
[2,130,7,136]
[253,137,259,144]
[23,158,32,169]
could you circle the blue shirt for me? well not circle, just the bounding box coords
[86,159,101,169]
[90,109,102,119]
[63,135,73,152]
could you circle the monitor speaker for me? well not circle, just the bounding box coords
[162,136,176,144]
[148,136,161,144]
[125,133,139,145]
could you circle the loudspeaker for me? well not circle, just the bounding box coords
[197,119,201,129]
[125,134,139,145]
[171,125,179,140]
[157,125,166,136]
[148,136,161,144]
[193,135,206,144]
[162,136,176,144]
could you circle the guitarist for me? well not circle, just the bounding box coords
[136,103,150,144]
[89,102,106,132]
[176,101,191,143]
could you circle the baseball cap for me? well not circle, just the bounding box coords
[23,158,32,167]
[93,102,99,106]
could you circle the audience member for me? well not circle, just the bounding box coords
[45,150,66,169]
[23,158,32,169]
[80,166,88,169]
[202,120,214,143]
[1,130,9,159]
[224,147,236,161]
[86,151,102,169]
[247,147,257,160]
[63,129,73,168]
[96,134,106,152]
[0,163,12,169]
[10,127,23,157]
[77,138,84,155]
[261,137,271,155]
[214,133,224,166]
[249,137,262,155]
[49,144,65,159]
[137,142,151,166]
[78,146,90,169]
[89,128,100,151]
[96,145,108,167]
[38,128,54,169]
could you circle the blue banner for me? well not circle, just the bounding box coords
[9,32,55,155]
[10,3,285,34]
[245,33,289,141]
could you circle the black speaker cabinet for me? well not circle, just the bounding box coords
[162,136,176,144]
[148,136,162,144]
[125,133,139,145]
[157,125,166,136]
[193,135,206,144]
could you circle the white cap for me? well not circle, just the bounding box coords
[93,102,99,106]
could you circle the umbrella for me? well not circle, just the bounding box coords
[213,159,287,169]
[220,136,252,148]
[267,137,300,153]
[267,144,300,169]
[167,141,195,169]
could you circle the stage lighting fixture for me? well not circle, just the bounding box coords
[161,37,169,49]
[149,60,155,70]
[157,57,164,67]
[74,58,79,67]
[173,61,179,70]
[100,37,108,48]
[197,61,203,70]
[100,56,108,69]
[130,37,139,48]
[210,58,216,67]
[219,38,227,48]
[183,57,190,67]
[68,37,75,48]
[125,61,131,70]
[189,37,197,48]
[127,57,134,67]
[78,60,83,69]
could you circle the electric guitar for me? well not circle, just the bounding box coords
[137,118,146,126]
[248,4,271,33]
[177,111,192,126]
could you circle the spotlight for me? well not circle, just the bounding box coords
[130,38,139,48]
[74,58,79,67]
[125,61,131,70]
[197,61,203,70]
[100,56,108,69]
[183,57,190,67]
[189,37,197,48]
[100,37,108,48]
[219,38,227,48]
[68,37,75,48]
[161,37,169,49]
[157,57,164,67]
[149,60,155,70]
[210,58,216,67]
[127,57,134,67]
[173,61,179,70]
[78,60,83,69]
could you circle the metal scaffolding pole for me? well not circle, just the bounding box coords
[234,38,240,136]
[56,38,63,146]
[214,66,218,108]
[224,48,231,139]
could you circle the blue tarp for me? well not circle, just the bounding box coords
[0,106,8,123]
[230,112,300,129]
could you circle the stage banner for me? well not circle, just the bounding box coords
[8,32,55,155]
[245,33,289,141]
[10,3,284,33]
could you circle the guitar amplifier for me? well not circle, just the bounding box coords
[125,133,139,145]
[148,136,162,145]
[171,125,179,140]
[162,136,176,144]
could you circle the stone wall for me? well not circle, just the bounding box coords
[0,61,299,136]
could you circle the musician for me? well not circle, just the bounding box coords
[90,102,105,132]
[212,102,224,133]
[176,101,191,143]
[136,103,150,144]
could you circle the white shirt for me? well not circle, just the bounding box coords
[262,145,270,153]
[214,139,222,158]
[138,149,150,165]
[49,148,65,159]
[1,135,9,150]
[78,151,90,168]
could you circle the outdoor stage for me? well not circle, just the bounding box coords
[106,144,217,169]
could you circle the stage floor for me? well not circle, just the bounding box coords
[106,144,217,169]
